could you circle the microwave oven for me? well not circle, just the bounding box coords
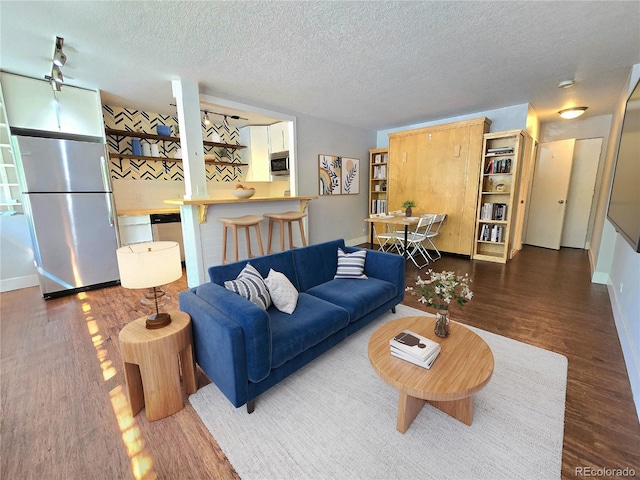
[270,151,290,176]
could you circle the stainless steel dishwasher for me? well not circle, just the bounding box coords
[150,213,185,262]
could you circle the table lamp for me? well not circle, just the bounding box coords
[116,241,182,329]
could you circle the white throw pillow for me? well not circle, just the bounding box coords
[334,248,368,279]
[264,269,299,314]
[224,263,271,310]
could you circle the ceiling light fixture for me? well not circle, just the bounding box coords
[53,37,66,67]
[203,111,211,126]
[558,107,588,119]
[557,79,575,89]
[223,115,229,129]
[45,36,66,92]
[52,66,64,84]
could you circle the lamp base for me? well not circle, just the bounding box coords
[146,312,172,329]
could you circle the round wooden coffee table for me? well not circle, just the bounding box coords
[368,316,494,433]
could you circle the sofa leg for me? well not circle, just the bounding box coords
[247,399,256,414]
[392,307,396,314]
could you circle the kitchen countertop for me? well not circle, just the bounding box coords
[163,195,317,206]
[163,195,317,222]
[117,207,180,216]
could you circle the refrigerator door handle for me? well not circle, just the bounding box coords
[99,155,110,192]
[104,193,114,227]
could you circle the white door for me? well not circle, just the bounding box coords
[560,138,603,248]
[525,139,576,250]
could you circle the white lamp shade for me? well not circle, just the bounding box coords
[116,241,182,289]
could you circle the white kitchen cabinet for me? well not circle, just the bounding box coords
[118,215,152,246]
[0,72,104,138]
[240,126,270,182]
[268,121,290,154]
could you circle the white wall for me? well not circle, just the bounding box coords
[295,113,375,245]
[594,63,640,418]
[376,104,530,147]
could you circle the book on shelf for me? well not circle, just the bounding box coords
[372,165,387,179]
[479,224,504,243]
[484,158,512,174]
[486,146,514,154]
[374,153,382,163]
[371,199,387,214]
[481,203,507,221]
[390,330,440,364]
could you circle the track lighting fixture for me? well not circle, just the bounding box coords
[45,36,66,91]
[223,115,229,128]
[53,37,66,67]
[52,66,64,84]
[203,111,211,126]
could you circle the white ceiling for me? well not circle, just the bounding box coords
[1,1,639,131]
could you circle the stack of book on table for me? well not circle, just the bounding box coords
[390,330,440,369]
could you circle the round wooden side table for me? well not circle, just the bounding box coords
[119,310,197,421]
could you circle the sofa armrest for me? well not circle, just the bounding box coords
[346,246,406,294]
[191,283,272,384]
[179,289,249,407]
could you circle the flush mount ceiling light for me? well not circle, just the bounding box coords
[558,107,588,119]
[557,79,575,89]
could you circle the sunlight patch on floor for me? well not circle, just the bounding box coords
[78,292,157,480]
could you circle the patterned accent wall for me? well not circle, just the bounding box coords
[102,105,243,182]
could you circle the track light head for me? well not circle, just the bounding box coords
[52,66,64,83]
[53,49,66,67]
[203,112,211,126]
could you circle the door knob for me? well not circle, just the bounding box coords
[558,200,565,204]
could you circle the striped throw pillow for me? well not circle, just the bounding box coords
[224,263,272,310]
[334,248,368,279]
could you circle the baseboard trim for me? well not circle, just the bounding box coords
[0,275,39,293]
[607,283,640,422]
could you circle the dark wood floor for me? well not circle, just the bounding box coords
[1,245,638,479]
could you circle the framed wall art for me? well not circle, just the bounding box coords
[319,154,359,195]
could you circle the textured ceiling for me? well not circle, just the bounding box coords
[1,1,639,130]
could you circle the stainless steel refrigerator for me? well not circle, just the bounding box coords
[14,134,120,298]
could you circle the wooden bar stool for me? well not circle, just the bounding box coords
[264,211,307,253]
[218,215,265,264]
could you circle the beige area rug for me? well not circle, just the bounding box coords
[190,304,567,480]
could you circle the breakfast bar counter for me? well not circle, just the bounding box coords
[164,195,317,287]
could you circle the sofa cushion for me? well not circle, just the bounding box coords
[270,293,349,369]
[224,263,271,310]
[306,277,398,322]
[292,239,346,291]
[265,268,299,314]
[209,250,300,291]
[334,248,368,279]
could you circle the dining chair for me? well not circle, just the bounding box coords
[404,214,437,269]
[423,213,447,261]
[375,222,404,254]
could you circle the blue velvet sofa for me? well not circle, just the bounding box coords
[179,239,405,412]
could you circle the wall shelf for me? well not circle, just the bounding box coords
[108,152,247,166]
[105,128,246,150]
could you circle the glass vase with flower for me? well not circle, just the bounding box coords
[406,269,473,337]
